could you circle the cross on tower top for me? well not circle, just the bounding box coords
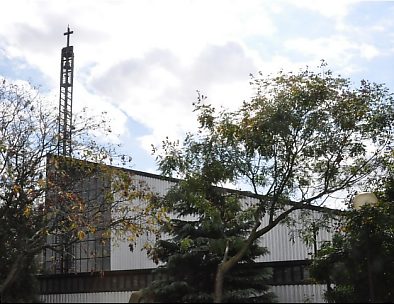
[64,25,73,47]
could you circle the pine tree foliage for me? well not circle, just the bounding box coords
[144,175,276,303]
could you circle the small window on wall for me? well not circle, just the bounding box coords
[292,265,302,282]
[72,237,110,273]
[271,264,311,285]
[43,235,111,274]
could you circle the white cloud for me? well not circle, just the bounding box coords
[0,0,392,211]
[284,36,380,74]
[0,0,393,183]
[0,1,275,144]
[88,41,259,154]
[287,0,357,18]
[359,43,380,60]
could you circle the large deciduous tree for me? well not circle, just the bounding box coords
[153,63,394,302]
[0,79,164,302]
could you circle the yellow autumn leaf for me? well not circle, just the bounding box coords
[23,206,31,217]
[37,179,46,188]
[102,230,111,238]
[13,184,21,193]
[77,230,86,240]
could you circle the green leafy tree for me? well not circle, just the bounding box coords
[0,79,165,302]
[144,175,276,303]
[311,155,394,303]
[153,63,394,302]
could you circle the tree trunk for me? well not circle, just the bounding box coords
[213,223,263,303]
[214,265,225,303]
[212,206,302,302]
[0,254,25,300]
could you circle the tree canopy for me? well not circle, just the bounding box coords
[310,196,394,303]
[310,152,394,303]
[0,79,165,302]
[153,63,394,302]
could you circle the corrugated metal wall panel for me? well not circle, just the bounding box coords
[257,221,313,262]
[110,174,336,270]
[40,291,133,303]
[111,232,158,270]
[270,284,327,303]
[110,175,175,270]
[137,174,176,196]
[253,207,335,262]
[235,199,336,262]
[40,286,327,303]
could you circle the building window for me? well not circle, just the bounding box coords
[270,263,311,285]
[43,157,111,274]
[73,238,110,273]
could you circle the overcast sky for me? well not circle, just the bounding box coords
[1,0,394,186]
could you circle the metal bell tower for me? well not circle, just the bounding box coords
[58,26,74,156]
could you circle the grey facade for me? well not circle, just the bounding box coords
[39,162,334,303]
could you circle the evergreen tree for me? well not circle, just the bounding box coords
[0,257,41,303]
[144,175,276,303]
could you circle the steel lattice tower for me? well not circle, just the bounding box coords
[58,26,74,156]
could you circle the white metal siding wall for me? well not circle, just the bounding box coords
[40,291,132,303]
[257,208,335,262]
[40,285,327,303]
[270,284,327,303]
[111,175,175,270]
[111,231,158,270]
[138,174,176,196]
[110,174,335,270]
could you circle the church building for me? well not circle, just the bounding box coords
[37,27,335,303]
